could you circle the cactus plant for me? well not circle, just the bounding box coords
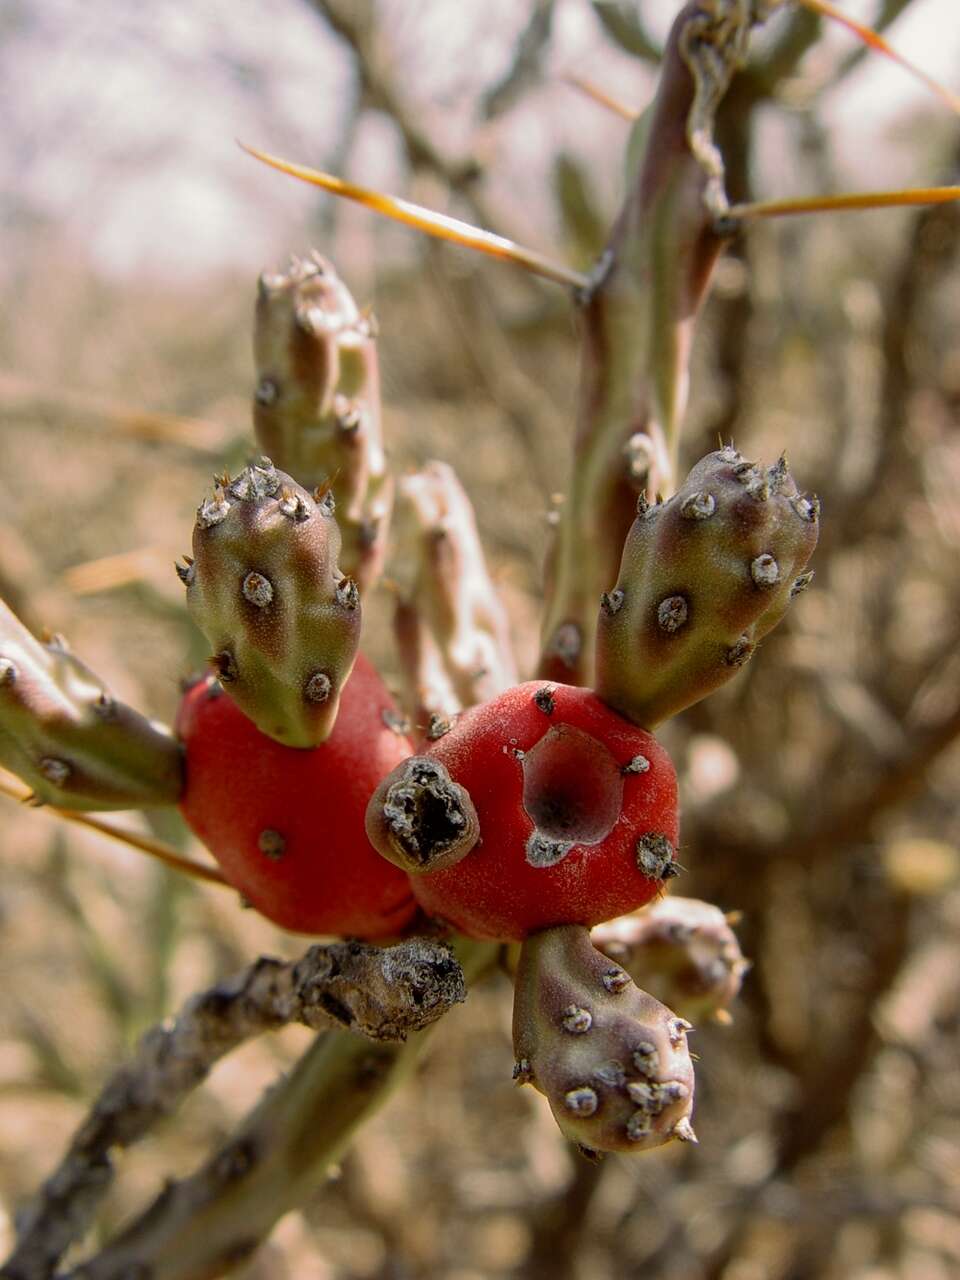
[3,0,960,1274]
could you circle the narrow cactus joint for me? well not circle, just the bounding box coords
[0,600,183,810]
[537,0,762,684]
[595,447,818,730]
[593,898,751,1024]
[252,256,393,592]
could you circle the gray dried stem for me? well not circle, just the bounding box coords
[56,940,495,1280]
[3,938,466,1280]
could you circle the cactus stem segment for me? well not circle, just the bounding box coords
[593,898,750,1025]
[596,448,818,729]
[188,460,361,747]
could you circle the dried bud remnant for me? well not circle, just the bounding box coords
[365,756,479,874]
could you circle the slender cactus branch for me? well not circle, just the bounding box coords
[539,1,755,684]
[2,938,467,1280]
[391,462,518,735]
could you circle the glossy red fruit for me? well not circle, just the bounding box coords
[407,682,679,941]
[176,653,417,938]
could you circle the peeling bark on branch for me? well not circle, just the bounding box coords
[2,938,466,1280]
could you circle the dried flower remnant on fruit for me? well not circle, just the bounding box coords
[365,755,479,874]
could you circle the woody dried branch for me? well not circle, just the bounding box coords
[3,938,467,1280]
[46,941,494,1280]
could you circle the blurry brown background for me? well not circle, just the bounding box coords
[2,1,960,1276]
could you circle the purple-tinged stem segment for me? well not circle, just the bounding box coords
[391,461,517,735]
[253,252,393,592]
[513,923,696,1155]
[593,896,750,1025]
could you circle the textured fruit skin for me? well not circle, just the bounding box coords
[407,681,679,941]
[176,654,416,939]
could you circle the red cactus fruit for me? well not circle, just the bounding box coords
[176,653,417,939]
[380,681,679,941]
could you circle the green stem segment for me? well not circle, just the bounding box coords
[0,599,183,810]
[253,253,394,593]
[538,1,754,685]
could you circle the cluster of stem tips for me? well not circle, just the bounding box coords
[13,0,959,1265]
